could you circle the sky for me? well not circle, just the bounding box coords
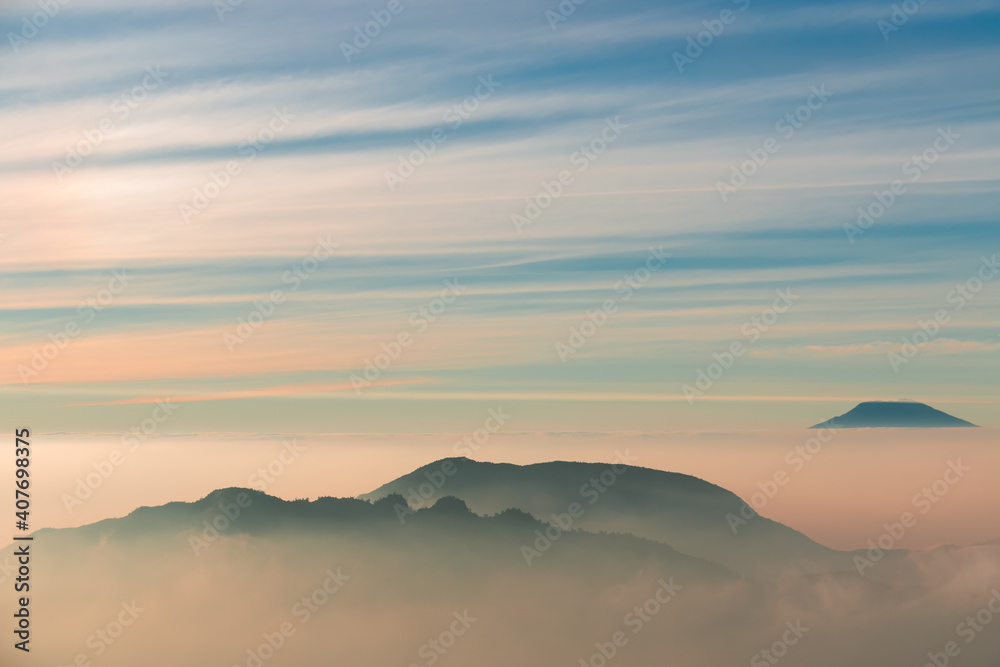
[1,0,999,437]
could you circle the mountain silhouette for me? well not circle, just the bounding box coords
[361,457,848,576]
[6,459,995,667]
[810,401,977,429]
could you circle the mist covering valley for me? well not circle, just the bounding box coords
[3,458,999,667]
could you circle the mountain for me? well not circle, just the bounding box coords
[810,401,977,429]
[4,463,998,667]
[0,488,758,667]
[361,457,849,576]
[16,487,737,586]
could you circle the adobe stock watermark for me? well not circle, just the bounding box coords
[717,85,832,202]
[521,450,639,566]
[877,0,928,40]
[682,288,798,402]
[393,408,511,523]
[179,107,294,223]
[61,398,179,513]
[921,590,1000,667]
[544,0,587,31]
[844,127,960,243]
[234,567,350,667]
[750,620,810,667]
[453,406,511,458]
[672,0,751,73]
[292,567,350,623]
[392,458,459,523]
[384,75,501,192]
[340,0,413,62]
[854,459,970,575]
[52,66,169,180]
[350,278,466,393]
[16,269,133,384]
[188,491,253,556]
[189,439,311,554]
[7,0,72,53]
[726,425,838,534]
[405,611,477,667]
[887,254,998,372]
[213,0,245,21]
[556,246,670,363]
[578,578,682,667]
[0,554,19,586]
[511,116,628,234]
[53,600,144,665]
[247,438,307,492]
[223,236,338,352]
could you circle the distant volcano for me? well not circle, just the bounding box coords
[810,401,977,429]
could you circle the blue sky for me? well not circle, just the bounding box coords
[1,0,998,433]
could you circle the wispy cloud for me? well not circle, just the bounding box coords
[1,0,998,430]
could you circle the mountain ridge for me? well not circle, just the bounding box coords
[360,456,847,576]
[810,401,977,429]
